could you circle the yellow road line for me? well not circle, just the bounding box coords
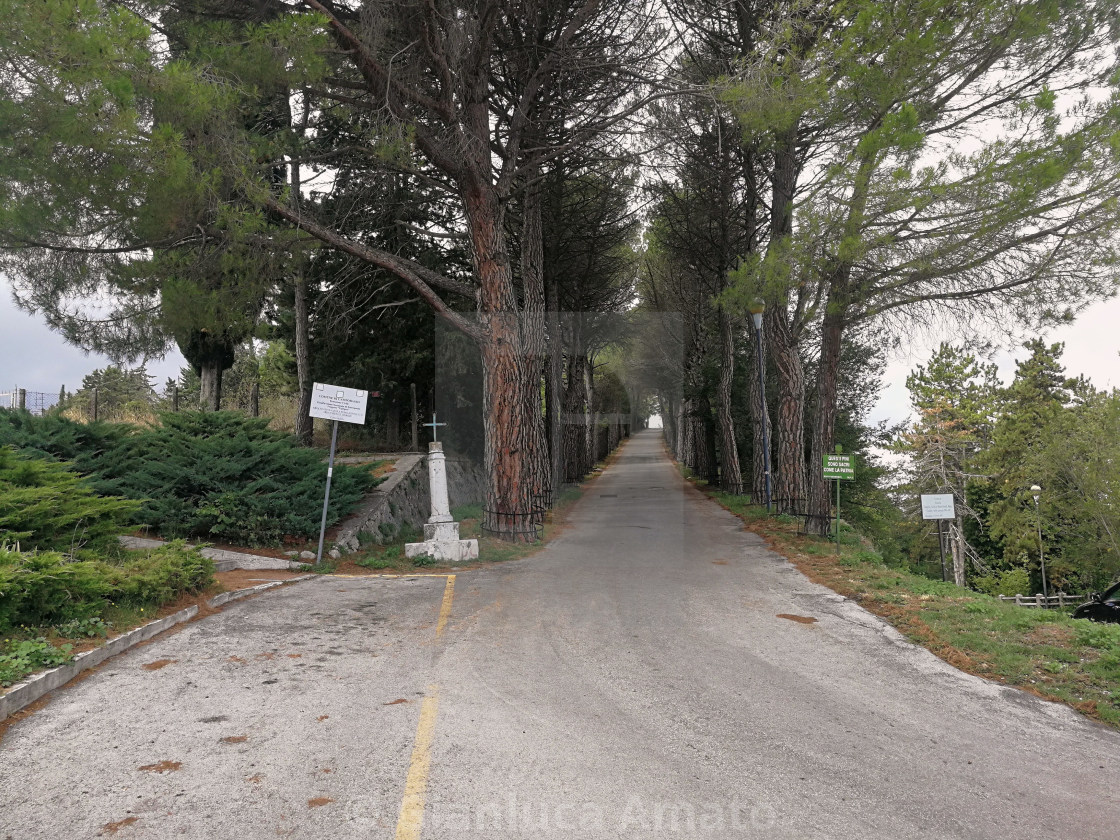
[394,685,440,840]
[435,574,456,639]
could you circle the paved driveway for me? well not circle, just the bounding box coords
[2,430,1118,839]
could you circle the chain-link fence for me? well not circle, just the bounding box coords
[0,388,57,416]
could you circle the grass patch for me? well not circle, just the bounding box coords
[695,482,1120,728]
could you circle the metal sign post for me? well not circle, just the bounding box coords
[316,420,340,565]
[921,494,957,582]
[823,449,856,554]
[309,383,371,566]
[936,519,947,581]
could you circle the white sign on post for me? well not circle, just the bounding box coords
[921,493,956,520]
[309,383,369,425]
[309,382,369,565]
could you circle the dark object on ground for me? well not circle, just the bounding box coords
[1073,581,1120,624]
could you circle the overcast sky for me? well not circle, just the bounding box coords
[0,275,186,395]
[1,273,1117,424]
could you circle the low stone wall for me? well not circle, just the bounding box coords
[333,452,486,552]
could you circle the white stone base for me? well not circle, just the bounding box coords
[405,538,479,563]
[424,521,460,542]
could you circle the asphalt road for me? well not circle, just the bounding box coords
[2,429,1118,839]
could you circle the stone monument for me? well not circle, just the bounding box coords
[405,415,479,562]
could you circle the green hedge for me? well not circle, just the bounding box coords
[0,542,215,632]
[0,446,138,555]
[0,410,124,469]
[0,410,378,546]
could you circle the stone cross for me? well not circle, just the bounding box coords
[423,412,447,442]
[404,438,479,563]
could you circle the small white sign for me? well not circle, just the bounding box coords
[309,382,368,425]
[921,493,956,520]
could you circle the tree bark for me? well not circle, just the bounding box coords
[807,155,874,535]
[293,277,313,445]
[716,309,743,493]
[698,393,718,484]
[479,323,533,540]
[951,515,967,587]
[519,171,550,518]
[748,319,769,501]
[808,300,845,535]
[767,307,807,513]
[563,352,590,481]
[545,286,563,502]
[199,360,222,411]
[290,150,314,446]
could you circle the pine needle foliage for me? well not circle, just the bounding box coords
[0,446,138,555]
[0,541,214,632]
[0,409,126,469]
[0,410,377,546]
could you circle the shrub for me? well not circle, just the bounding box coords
[973,568,1033,597]
[0,446,138,555]
[0,409,125,469]
[0,411,378,546]
[0,548,114,628]
[113,542,216,606]
[0,542,215,632]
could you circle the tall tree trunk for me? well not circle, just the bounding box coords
[545,287,563,501]
[808,300,845,535]
[563,352,590,481]
[462,175,534,542]
[712,115,744,494]
[699,394,718,484]
[951,515,967,587]
[293,277,313,445]
[716,309,744,493]
[519,171,549,518]
[678,398,690,466]
[290,155,313,446]
[763,118,806,514]
[767,308,807,513]
[807,155,874,536]
[199,361,222,411]
[386,398,401,450]
[748,318,769,501]
[479,322,533,540]
[583,354,596,472]
[663,394,678,455]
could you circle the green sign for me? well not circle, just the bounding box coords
[823,453,855,480]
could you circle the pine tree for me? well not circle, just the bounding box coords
[895,344,999,585]
[981,340,1076,583]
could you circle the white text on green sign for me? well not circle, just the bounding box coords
[823,454,855,480]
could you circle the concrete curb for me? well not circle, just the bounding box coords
[0,575,316,723]
[118,536,310,572]
[207,574,315,608]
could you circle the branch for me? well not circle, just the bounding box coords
[263,197,481,341]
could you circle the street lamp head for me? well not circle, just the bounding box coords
[1031,484,1041,504]
[748,297,765,330]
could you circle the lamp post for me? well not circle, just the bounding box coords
[1031,484,1049,600]
[748,299,772,513]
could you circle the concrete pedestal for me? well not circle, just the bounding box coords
[405,441,479,562]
